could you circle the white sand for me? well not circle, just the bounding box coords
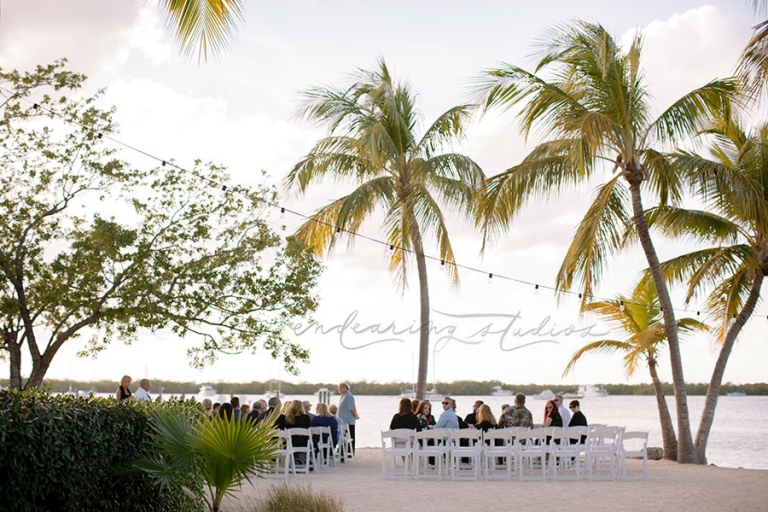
[234,448,768,512]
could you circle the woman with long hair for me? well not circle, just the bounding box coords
[115,375,132,401]
[415,400,436,430]
[474,404,498,432]
[390,398,421,431]
[543,399,563,427]
[312,402,339,446]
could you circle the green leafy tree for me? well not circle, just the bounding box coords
[0,61,321,389]
[158,0,246,62]
[647,113,768,463]
[563,279,709,461]
[133,408,279,512]
[473,21,733,463]
[285,60,484,400]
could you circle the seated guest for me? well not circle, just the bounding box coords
[390,398,421,431]
[473,404,497,432]
[464,400,483,426]
[219,402,234,421]
[499,393,533,428]
[231,397,242,420]
[201,398,213,417]
[451,398,468,429]
[247,400,267,422]
[328,403,346,463]
[568,400,588,444]
[415,401,436,430]
[303,400,316,420]
[411,399,421,414]
[283,400,312,445]
[312,402,339,447]
[212,402,221,417]
[240,404,251,417]
[435,396,459,429]
[542,399,563,428]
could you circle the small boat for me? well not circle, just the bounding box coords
[532,389,555,400]
[578,384,609,398]
[400,387,443,401]
[490,385,514,396]
[562,390,584,400]
[727,390,746,396]
[199,384,217,396]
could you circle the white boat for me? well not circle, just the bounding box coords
[532,389,555,400]
[400,387,443,401]
[578,384,609,398]
[490,385,514,396]
[727,390,746,396]
[199,384,217,396]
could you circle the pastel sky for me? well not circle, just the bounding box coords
[1,1,765,387]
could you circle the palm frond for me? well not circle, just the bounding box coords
[159,0,245,62]
[562,339,631,377]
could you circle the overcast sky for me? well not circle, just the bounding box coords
[1,1,765,388]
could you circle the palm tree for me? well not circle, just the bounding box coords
[563,279,709,461]
[473,21,734,462]
[737,1,768,101]
[134,408,280,512]
[647,113,768,464]
[158,0,245,62]
[285,61,484,400]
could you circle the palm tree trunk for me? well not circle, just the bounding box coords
[411,229,430,400]
[695,271,765,464]
[648,357,678,461]
[627,176,696,463]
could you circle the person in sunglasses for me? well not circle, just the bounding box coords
[434,396,460,429]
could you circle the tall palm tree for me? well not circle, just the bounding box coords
[563,279,709,461]
[158,0,245,62]
[473,21,734,463]
[285,60,484,399]
[647,113,768,464]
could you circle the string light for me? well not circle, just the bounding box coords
[534,284,539,295]
[389,244,394,251]
[8,85,767,320]
[619,300,625,311]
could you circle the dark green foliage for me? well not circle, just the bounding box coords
[0,389,205,512]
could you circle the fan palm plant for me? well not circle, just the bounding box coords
[285,60,484,400]
[158,0,245,62]
[646,113,768,464]
[563,279,709,461]
[473,20,733,463]
[133,408,279,512]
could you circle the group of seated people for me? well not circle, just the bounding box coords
[389,393,588,436]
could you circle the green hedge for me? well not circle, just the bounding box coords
[0,389,205,512]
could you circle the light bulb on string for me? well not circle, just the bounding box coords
[534,284,539,295]
[334,227,341,239]
[440,259,445,267]
[389,244,394,252]
[578,293,582,299]
[280,207,285,219]
[619,300,625,312]
[488,273,493,284]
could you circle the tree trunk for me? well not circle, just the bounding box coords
[5,330,22,390]
[648,357,677,461]
[412,229,430,401]
[627,176,696,463]
[695,272,765,464]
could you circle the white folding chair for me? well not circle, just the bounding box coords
[449,429,483,481]
[286,427,315,474]
[413,429,448,480]
[518,429,548,481]
[312,426,336,469]
[381,429,415,480]
[262,430,292,478]
[586,426,623,481]
[550,429,582,481]
[339,423,355,460]
[482,429,516,481]
[619,431,649,481]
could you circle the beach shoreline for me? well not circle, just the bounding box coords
[234,448,768,512]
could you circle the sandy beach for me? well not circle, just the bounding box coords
[235,448,768,512]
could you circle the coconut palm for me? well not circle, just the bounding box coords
[158,0,245,62]
[563,279,709,461]
[647,113,768,464]
[285,60,484,400]
[473,20,734,463]
[134,408,280,512]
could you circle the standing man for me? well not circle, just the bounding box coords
[134,379,151,401]
[498,393,533,428]
[337,382,359,456]
[435,396,459,429]
[554,394,571,427]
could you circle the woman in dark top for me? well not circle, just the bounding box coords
[115,375,132,401]
[415,401,436,430]
[312,402,339,446]
[283,400,312,448]
[543,399,562,445]
[474,404,498,432]
[390,398,421,431]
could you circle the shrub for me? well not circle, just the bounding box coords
[0,388,204,512]
[254,482,345,512]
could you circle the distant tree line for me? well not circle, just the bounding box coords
[6,378,766,396]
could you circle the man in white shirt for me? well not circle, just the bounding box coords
[134,379,151,400]
[554,394,570,426]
